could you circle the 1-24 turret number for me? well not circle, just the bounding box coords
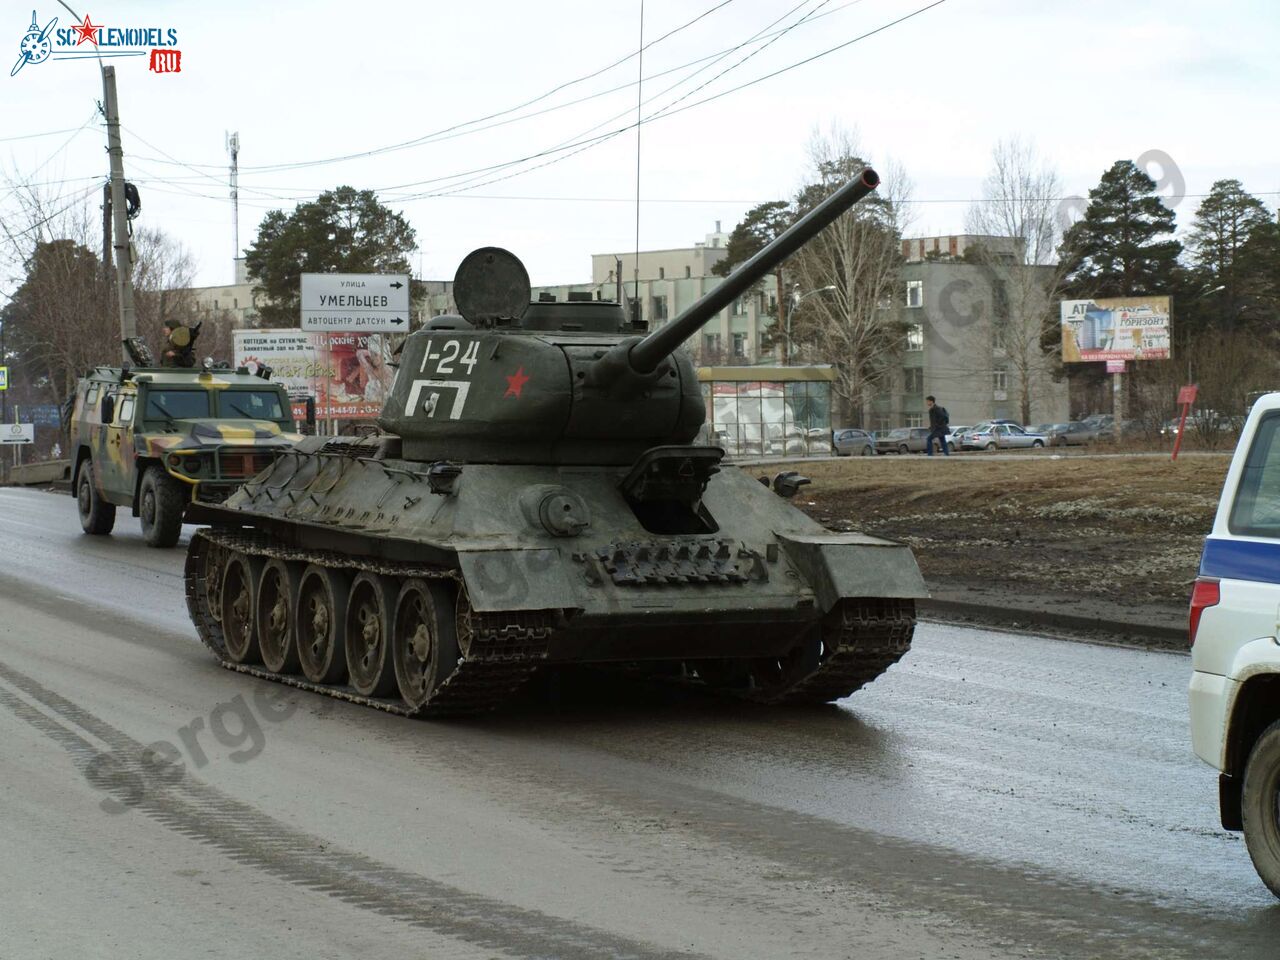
[419,338,479,376]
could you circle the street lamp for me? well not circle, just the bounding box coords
[783,284,836,365]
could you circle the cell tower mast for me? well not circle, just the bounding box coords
[226,131,240,281]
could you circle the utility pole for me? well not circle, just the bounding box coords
[101,65,137,363]
[226,131,240,280]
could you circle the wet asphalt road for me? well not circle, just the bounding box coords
[0,486,1277,959]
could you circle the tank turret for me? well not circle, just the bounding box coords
[379,168,880,464]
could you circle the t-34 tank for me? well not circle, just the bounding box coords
[184,168,927,715]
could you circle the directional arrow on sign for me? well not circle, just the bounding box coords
[390,281,404,289]
[391,317,405,325]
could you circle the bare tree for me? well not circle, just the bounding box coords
[788,127,913,427]
[964,138,1068,425]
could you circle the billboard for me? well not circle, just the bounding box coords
[1061,296,1171,362]
[233,329,395,421]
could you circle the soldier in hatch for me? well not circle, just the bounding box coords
[160,320,202,368]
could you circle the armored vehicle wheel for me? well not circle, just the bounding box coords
[220,552,263,664]
[296,564,349,685]
[392,578,459,709]
[140,466,185,548]
[256,559,301,674]
[345,573,398,697]
[77,461,116,535]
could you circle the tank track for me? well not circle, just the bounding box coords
[754,598,915,705]
[184,528,549,717]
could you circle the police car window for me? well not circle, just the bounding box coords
[219,391,284,420]
[1229,412,1280,537]
[116,396,134,424]
[146,390,210,420]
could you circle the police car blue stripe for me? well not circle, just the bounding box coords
[1200,537,1280,583]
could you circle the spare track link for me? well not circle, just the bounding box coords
[756,598,916,705]
[184,528,549,717]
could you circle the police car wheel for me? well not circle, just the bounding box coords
[78,461,116,535]
[1243,719,1280,899]
[140,466,184,548]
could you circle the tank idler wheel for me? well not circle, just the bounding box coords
[746,633,822,699]
[203,540,226,624]
[392,578,460,710]
[77,461,116,535]
[256,558,302,674]
[220,552,264,664]
[295,564,350,685]
[345,573,399,697]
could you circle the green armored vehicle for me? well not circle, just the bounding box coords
[69,360,300,547]
[184,170,927,714]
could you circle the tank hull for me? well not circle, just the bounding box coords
[183,440,926,714]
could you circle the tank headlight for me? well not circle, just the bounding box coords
[167,454,181,468]
[185,456,202,474]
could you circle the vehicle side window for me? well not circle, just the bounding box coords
[86,384,100,407]
[1229,412,1280,537]
[1009,425,1024,435]
[116,396,135,425]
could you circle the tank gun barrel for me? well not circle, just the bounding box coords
[627,167,880,374]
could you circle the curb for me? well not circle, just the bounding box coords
[918,597,1187,648]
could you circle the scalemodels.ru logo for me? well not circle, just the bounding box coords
[10,9,182,77]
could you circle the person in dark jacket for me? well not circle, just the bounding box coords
[161,321,202,368]
[926,395,950,456]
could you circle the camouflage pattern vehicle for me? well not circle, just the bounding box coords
[184,170,927,715]
[70,363,300,547]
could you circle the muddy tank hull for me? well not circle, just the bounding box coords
[184,440,925,715]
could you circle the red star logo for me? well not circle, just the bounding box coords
[503,366,530,398]
[72,14,101,45]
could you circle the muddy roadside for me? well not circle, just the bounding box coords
[750,453,1231,649]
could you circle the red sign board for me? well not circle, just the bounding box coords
[1177,384,1198,406]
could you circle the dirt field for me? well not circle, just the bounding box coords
[760,452,1231,611]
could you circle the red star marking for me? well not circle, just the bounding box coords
[72,14,101,45]
[503,366,530,398]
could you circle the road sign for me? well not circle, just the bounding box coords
[0,365,8,390]
[300,273,410,332]
[1177,384,1199,406]
[0,423,33,445]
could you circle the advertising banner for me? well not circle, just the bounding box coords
[233,329,395,421]
[1061,296,1171,362]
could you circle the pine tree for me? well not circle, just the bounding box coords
[1059,160,1181,297]
[1187,180,1274,330]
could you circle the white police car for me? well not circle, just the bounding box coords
[1190,392,1280,898]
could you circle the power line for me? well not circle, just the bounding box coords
[0,123,96,144]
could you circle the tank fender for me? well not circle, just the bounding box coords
[456,548,581,613]
[777,532,928,613]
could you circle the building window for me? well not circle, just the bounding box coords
[905,414,924,428]
[233,297,239,310]
[992,322,1008,352]
[875,414,893,433]
[903,368,923,394]
[732,297,746,316]
[766,292,778,315]
[685,265,691,279]
[992,279,1009,320]
[992,364,1009,393]
[905,280,923,308]
[658,267,665,280]
[732,332,747,359]
[650,295,668,322]
[704,333,721,356]
[758,330,771,355]
[906,324,924,351]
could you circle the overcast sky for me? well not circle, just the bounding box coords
[3,0,1277,293]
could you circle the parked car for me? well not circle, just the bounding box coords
[1046,421,1099,446]
[956,420,1020,450]
[1189,392,1280,898]
[945,424,971,448]
[833,427,875,457]
[966,423,1047,450]
[875,427,931,454]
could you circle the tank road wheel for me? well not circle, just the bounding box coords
[203,540,227,624]
[256,559,302,674]
[345,573,398,697]
[392,578,460,710]
[77,461,116,535]
[295,564,349,685]
[139,465,186,548]
[220,552,263,664]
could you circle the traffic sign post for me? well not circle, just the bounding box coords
[300,274,410,332]
[0,365,8,390]
[1172,384,1198,462]
[0,423,34,444]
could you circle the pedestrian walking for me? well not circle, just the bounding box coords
[926,395,950,456]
